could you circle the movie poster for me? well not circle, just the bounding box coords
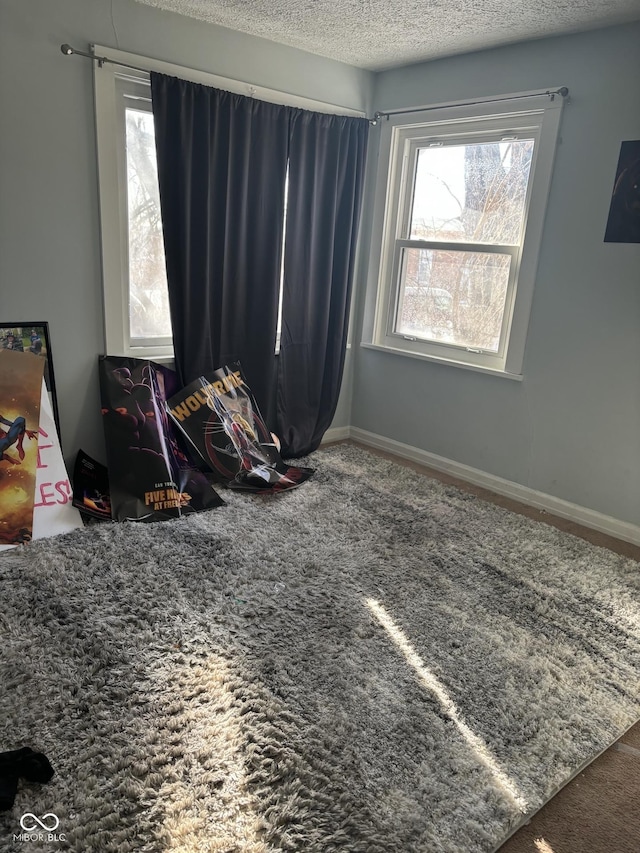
[167,363,314,492]
[99,356,224,522]
[72,449,112,520]
[0,349,44,547]
[0,322,60,435]
[604,139,640,244]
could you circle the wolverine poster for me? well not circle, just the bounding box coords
[167,363,314,492]
[0,348,45,546]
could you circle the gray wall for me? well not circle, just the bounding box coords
[0,0,371,463]
[353,23,640,525]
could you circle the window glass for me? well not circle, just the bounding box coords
[125,107,172,342]
[409,139,535,245]
[396,247,511,352]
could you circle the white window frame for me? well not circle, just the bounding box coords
[93,45,365,360]
[364,92,564,377]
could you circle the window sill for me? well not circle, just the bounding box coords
[109,350,176,370]
[360,342,524,381]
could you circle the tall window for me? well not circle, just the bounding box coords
[93,45,364,360]
[96,66,174,359]
[368,94,564,375]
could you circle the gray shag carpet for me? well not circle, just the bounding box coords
[1,443,639,853]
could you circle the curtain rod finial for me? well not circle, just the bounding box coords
[61,44,74,56]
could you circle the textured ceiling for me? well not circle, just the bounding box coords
[134,0,640,69]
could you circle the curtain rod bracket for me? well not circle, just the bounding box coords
[369,111,389,126]
[60,43,147,74]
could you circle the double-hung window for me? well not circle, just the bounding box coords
[367,93,564,376]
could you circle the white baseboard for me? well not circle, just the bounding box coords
[340,426,640,548]
[321,426,351,444]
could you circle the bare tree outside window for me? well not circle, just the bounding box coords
[397,138,534,350]
[125,109,172,341]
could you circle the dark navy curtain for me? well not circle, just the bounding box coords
[151,72,368,453]
[277,111,368,456]
[150,73,289,419]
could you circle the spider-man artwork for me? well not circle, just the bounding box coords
[0,415,38,466]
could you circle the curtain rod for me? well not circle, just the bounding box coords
[61,45,568,125]
[372,87,569,123]
[61,44,371,121]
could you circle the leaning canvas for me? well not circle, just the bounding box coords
[0,349,44,547]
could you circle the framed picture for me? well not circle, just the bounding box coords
[0,322,60,436]
[604,139,640,244]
